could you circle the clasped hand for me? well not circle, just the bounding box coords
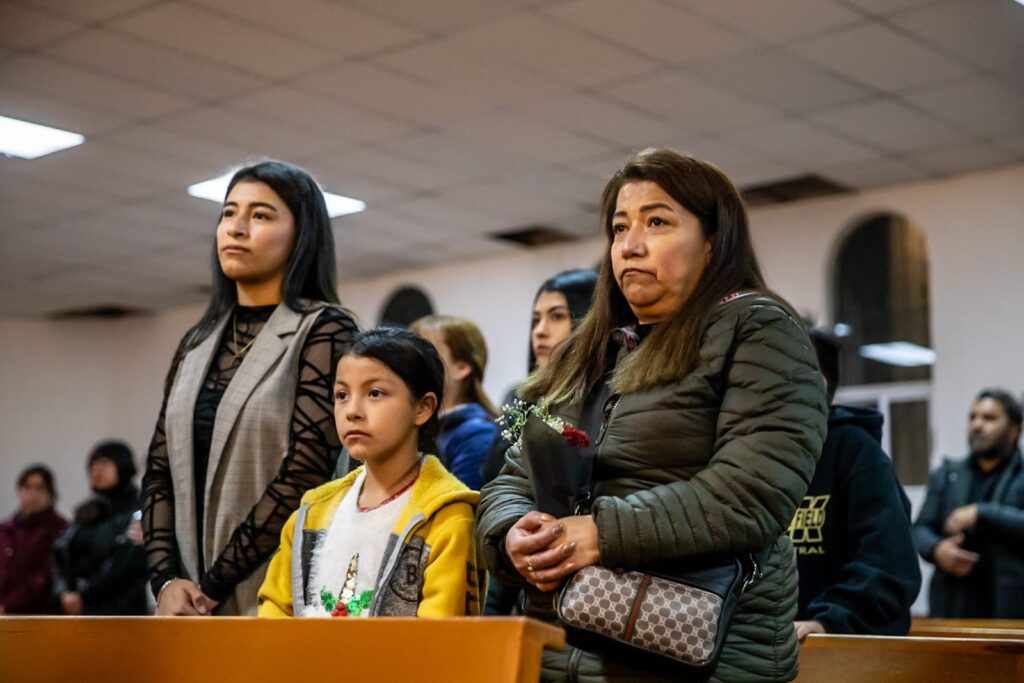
[505,511,601,592]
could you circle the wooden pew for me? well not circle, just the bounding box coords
[0,616,564,683]
[797,634,1024,682]
[911,617,1024,639]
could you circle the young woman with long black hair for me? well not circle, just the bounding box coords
[142,161,358,616]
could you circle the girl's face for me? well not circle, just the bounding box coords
[531,290,572,369]
[334,355,436,465]
[419,331,470,408]
[216,180,296,287]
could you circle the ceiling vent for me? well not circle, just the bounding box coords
[741,174,852,208]
[48,305,147,320]
[490,224,577,247]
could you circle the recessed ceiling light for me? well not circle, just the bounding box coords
[0,115,85,159]
[187,170,366,218]
[859,341,936,367]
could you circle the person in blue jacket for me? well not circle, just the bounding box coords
[411,315,498,491]
[792,330,922,639]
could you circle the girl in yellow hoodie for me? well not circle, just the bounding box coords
[258,327,483,618]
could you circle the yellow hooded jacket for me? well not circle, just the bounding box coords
[258,455,482,618]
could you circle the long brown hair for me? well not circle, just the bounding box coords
[521,148,775,405]
[411,315,498,417]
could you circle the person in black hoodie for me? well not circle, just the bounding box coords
[53,440,148,615]
[792,330,921,639]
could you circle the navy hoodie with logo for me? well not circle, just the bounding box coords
[791,405,922,634]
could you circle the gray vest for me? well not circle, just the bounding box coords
[165,301,327,615]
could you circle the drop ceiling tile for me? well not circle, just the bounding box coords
[189,0,422,55]
[0,55,194,122]
[290,159,412,203]
[375,39,564,109]
[685,48,875,114]
[443,111,614,164]
[545,0,749,65]
[604,71,780,134]
[110,3,336,78]
[729,119,880,169]
[223,87,414,143]
[667,136,805,187]
[812,99,963,153]
[18,0,154,22]
[103,123,253,171]
[0,86,122,135]
[0,170,110,227]
[889,0,1024,71]
[669,0,862,42]
[303,145,479,192]
[295,62,490,125]
[383,195,508,237]
[378,131,514,178]
[903,76,1024,138]
[455,13,657,87]
[791,21,972,92]
[0,3,82,49]
[43,29,265,100]
[516,93,687,148]
[161,105,332,161]
[909,141,1016,175]
[839,0,940,14]
[441,181,573,227]
[339,0,527,34]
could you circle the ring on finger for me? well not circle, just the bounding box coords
[526,559,534,572]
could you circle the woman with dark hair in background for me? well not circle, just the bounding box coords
[53,441,147,615]
[0,465,67,614]
[528,268,598,375]
[142,160,358,616]
[482,268,598,615]
[411,315,498,492]
[478,149,826,681]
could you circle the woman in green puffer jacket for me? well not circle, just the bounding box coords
[477,148,827,682]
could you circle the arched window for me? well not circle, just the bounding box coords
[832,212,932,485]
[379,286,433,327]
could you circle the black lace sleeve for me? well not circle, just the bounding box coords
[141,336,189,598]
[199,307,358,602]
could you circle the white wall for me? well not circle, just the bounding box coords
[2,163,1023,517]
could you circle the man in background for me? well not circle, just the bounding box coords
[913,389,1024,618]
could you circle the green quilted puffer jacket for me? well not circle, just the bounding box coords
[478,294,827,682]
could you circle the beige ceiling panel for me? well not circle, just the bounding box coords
[546,0,749,65]
[44,29,265,100]
[670,0,862,42]
[110,3,336,78]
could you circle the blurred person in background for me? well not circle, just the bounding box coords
[53,441,147,615]
[792,330,920,640]
[0,465,67,614]
[913,388,1024,618]
[411,315,498,492]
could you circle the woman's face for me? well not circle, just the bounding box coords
[610,180,711,324]
[531,290,572,369]
[88,458,119,491]
[216,180,296,287]
[17,473,52,515]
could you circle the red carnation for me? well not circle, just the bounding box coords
[331,602,349,618]
[561,426,590,448]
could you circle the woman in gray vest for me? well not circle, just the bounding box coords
[142,161,358,616]
[478,149,826,681]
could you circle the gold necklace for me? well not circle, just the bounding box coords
[231,310,258,360]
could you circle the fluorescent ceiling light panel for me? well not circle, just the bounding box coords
[0,115,84,159]
[187,170,366,218]
[859,342,936,367]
